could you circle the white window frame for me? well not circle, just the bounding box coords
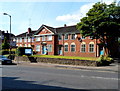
[71,34,75,40]
[81,36,86,39]
[19,38,22,43]
[64,43,68,52]
[58,34,62,40]
[64,34,69,40]
[28,37,31,42]
[81,42,86,53]
[47,35,52,41]
[70,43,76,52]
[89,42,94,53]
[36,37,40,41]
[42,36,46,41]
[36,45,40,52]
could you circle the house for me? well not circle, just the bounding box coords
[15,24,107,57]
[0,30,16,48]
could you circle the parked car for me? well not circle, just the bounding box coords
[0,55,12,65]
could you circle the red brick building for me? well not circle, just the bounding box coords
[15,24,105,57]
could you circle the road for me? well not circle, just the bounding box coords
[1,64,119,90]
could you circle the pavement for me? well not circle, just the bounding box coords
[12,58,119,72]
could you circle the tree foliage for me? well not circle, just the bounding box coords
[77,2,120,56]
[2,37,10,50]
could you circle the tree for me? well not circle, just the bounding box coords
[77,2,120,57]
[2,37,10,50]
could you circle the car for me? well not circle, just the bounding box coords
[0,55,12,65]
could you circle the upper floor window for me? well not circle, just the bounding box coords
[81,42,86,52]
[32,37,34,42]
[28,37,31,42]
[42,36,46,41]
[71,43,76,52]
[89,36,93,39]
[58,34,62,40]
[89,42,94,53]
[81,36,86,39]
[16,38,19,43]
[36,37,40,41]
[24,38,27,42]
[47,35,52,41]
[36,45,40,52]
[64,34,69,40]
[19,38,22,42]
[64,43,68,52]
[71,34,75,40]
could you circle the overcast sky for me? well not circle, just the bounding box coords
[0,0,118,35]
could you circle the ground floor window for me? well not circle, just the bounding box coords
[64,44,68,52]
[89,44,94,52]
[47,45,52,52]
[81,43,86,52]
[36,45,40,52]
[71,43,75,52]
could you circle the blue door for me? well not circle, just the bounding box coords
[42,46,47,54]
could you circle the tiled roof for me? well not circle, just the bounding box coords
[56,25,80,34]
[16,24,80,37]
[16,30,36,38]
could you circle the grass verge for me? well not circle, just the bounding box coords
[32,55,97,61]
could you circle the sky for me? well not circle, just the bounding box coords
[0,0,119,35]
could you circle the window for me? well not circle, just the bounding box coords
[16,38,19,43]
[24,38,27,42]
[89,42,94,52]
[32,37,34,42]
[28,44,31,47]
[24,44,27,47]
[89,36,93,39]
[36,37,40,41]
[20,44,22,47]
[71,34,75,40]
[19,38,22,42]
[47,35,52,41]
[64,34,68,40]
[36,45,40,52]
[81,42,86,52]
[28,37,31,42]
[42,36,46,41]
[47,45,52,52]
[64,43,68,52]
[58,34,62,40]
[81,36,86,39]
[71,43,76,52]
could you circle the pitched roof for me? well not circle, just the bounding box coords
[16,30,36,38]
[56,25,79,34]
[34,24,79,35]
[15,24,80,37]
[34,24,56,35]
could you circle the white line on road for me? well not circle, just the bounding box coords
[81,75,119,80]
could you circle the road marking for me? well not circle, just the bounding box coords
[81,75,119,80]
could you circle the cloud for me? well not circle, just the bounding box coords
[56,0,116,26]
[56,3,94,25]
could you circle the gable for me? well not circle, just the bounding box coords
[38,27,53,35]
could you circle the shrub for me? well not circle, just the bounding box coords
[97,55,113,66]
[16,47,33,56]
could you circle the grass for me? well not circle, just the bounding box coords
[32,55,97,61]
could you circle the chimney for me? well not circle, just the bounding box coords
[7,30,8,33]
[64,24,67,27]
[28,28,31,34]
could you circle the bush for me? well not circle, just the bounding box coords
[16,47,33,56]
[97,55,113,66]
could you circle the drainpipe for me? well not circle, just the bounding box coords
[62,34,64,56]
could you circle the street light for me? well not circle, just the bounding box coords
[3,13,12,56]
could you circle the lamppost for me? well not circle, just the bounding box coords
[3,13,11,56]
